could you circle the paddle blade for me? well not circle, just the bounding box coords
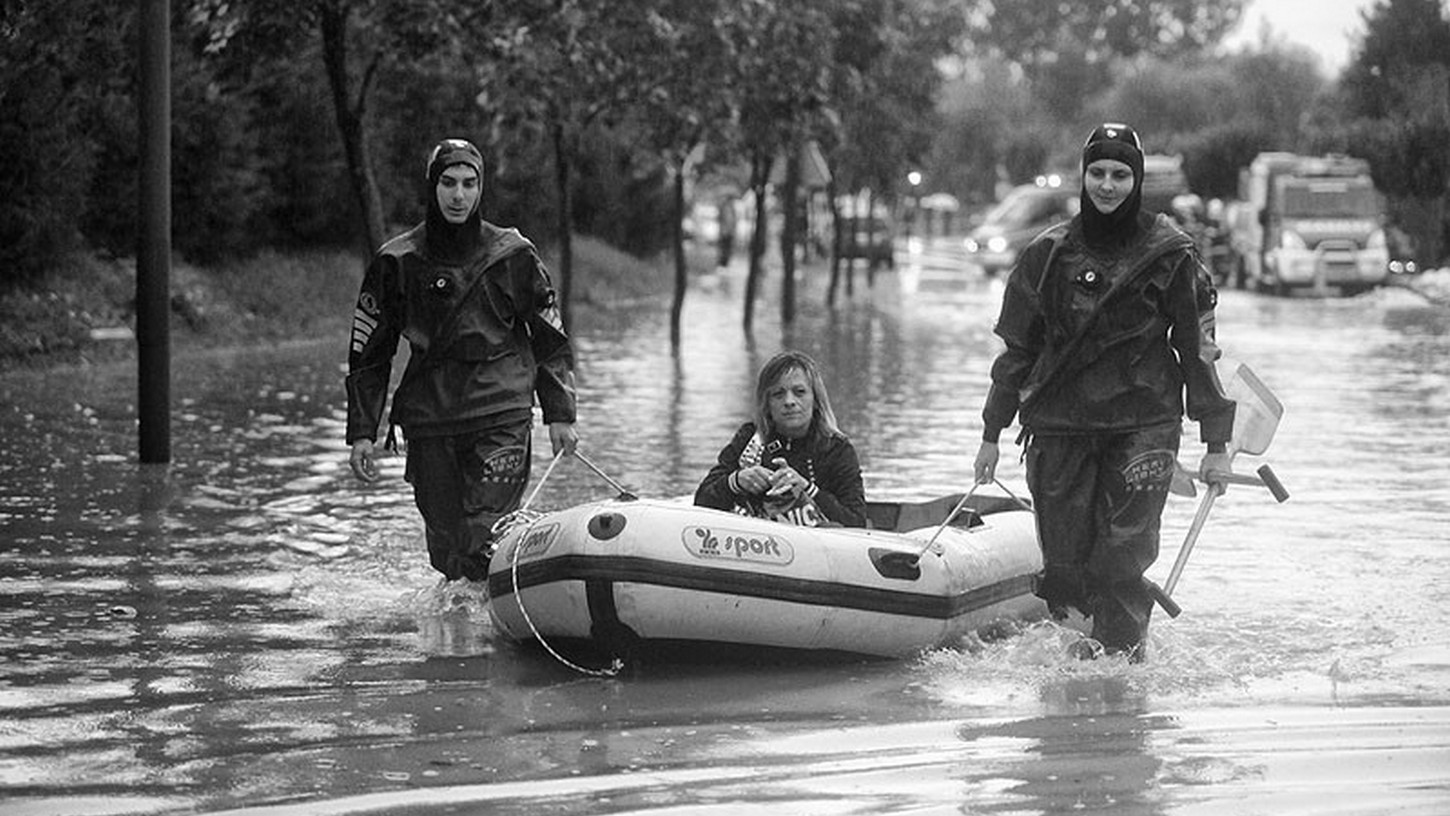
[1169,464,1198,498]
[1226,363,1283,456]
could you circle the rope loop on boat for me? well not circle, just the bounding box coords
[509,532,623,678]
[490,447,624,677]
[490,507,546,538]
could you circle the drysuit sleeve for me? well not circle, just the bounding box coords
[1166,251,1235,446]
[981,237,1051,442]
[345,252,403,444]
[516,253,577,425]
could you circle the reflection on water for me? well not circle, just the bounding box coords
[3,243,1449,814]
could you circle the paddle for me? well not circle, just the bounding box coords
[1158,363,1288,612]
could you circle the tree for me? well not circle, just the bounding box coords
[1335,0,1450,264]
[965,0,1246,64]
[725,0,835,333]
[1340,0,1450,120]
[0,0,124,282]
[922,0,1248,220]
[1094,46,1325,198]
[193,0,480,255]
[827,0,962,304]
[476,0,672,328]
[628,0,740,347]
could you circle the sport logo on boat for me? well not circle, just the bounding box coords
[683,525,795,566]
[518,523,558,559]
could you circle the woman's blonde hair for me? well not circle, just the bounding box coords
[753,350,841,440]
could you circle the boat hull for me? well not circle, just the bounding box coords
[486,497,1048,660]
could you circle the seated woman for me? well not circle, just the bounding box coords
[695,350,867,527]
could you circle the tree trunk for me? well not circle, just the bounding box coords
[779,145,801,324]
[318,3,385,255]
[826,177,841,307]
[552,122,574,330]
[743,153,773,335]
[670,156,688,348]
[866,188,879,289]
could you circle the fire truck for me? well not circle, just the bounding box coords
[1228,152,1389,295]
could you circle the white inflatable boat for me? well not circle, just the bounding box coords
[485,493,1049,661]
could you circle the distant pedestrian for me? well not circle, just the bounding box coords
[345,138,579,582]
[971,122,1235,660]
[717,193,737,270]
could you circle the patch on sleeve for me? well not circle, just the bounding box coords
[351,301,379,355]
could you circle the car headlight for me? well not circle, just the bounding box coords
[987,236,1009,254]
[1279,230,1307,250]
[964,238,979,252]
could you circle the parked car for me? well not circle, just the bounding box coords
[837,211,895,268]
[964,178,1078,276]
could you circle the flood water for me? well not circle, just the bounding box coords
[3,237,1449,815]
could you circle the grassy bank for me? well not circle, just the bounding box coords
[0,235,689,371]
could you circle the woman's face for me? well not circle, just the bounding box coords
[435,165,481,224]
[1084,158,1135,215]
[767,366,815,439]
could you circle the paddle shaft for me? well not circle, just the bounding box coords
[1164,482,1223,597]
[1160,464,1289,603]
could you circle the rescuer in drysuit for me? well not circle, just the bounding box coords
[346,138,578,582]
[972,123,1235,660]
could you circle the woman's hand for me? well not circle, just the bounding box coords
[766,459,809,499]
[973,441,1000,485]
[733,464,776,495]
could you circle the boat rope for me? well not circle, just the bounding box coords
[915,482,982,559]
[508,529,623,678]
[992,478,1034,512]
[912,478,1033,561]
[489,448,566,539]
[491,448,624,678]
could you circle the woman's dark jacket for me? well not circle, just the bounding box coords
[695,422,868,528]
[981,213,1234,445]
[345,220,575,444]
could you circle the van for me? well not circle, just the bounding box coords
[1141,154,1190,217]
[963,178,1078,276]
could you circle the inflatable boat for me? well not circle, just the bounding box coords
[485,493,1050,661]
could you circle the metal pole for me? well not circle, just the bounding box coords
[137,0,171,463]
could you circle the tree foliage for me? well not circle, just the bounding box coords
[11,0,1450,303]
[1,0,124,281]
[1335,0,1450,263]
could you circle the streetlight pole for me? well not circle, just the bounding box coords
[906,171,922,239]
[137,0,171,463]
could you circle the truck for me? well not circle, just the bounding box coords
[1228,152,1389,295]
